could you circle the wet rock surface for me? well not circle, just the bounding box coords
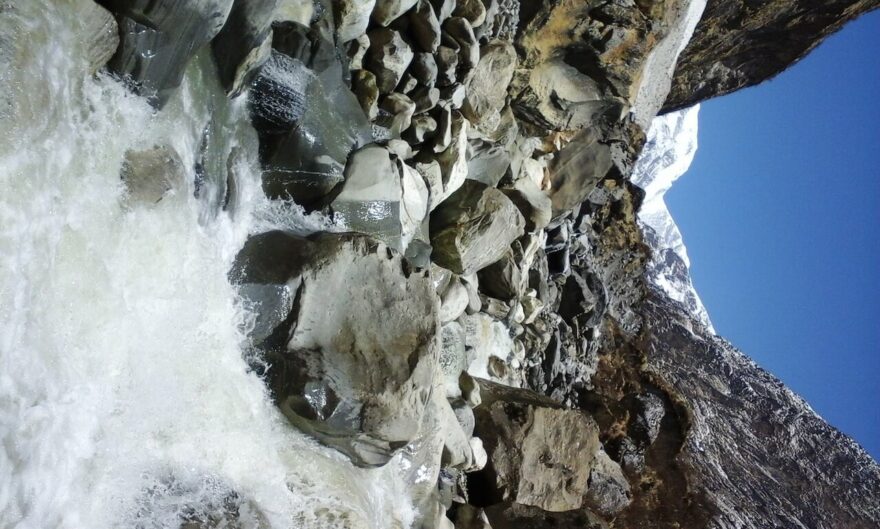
[232,231,439,467]
[98,0,234,107]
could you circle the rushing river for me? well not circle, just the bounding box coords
[0,2,419,527]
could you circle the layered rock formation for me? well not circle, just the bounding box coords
[17,0,878,527]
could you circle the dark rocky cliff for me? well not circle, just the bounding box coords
[663,0,880,112]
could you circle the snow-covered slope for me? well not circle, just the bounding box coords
[631,105,714,332]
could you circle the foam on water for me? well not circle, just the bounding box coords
[0,2,418,528]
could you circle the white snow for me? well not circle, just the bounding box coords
[632,105,715,332]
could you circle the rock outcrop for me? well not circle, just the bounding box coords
[664,0,880,111]
[639,292,880,528]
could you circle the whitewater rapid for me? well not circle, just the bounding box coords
[0,2,419,528]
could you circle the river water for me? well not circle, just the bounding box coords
[0,2,418,527]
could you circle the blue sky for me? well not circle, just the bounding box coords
[666,10,880,458]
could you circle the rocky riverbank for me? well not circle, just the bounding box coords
[2,0,878,527]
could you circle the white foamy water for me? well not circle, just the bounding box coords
[0,2,420,528]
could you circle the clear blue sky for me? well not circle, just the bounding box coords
[666,10,880,459]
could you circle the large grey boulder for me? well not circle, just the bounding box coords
[471,380,627,513]
[211,0,277,96]
[546,129,613,216]
[366,28,414,94]
[429,180,524,275]
[500,178,551,232]
[252,52,372,208]
[330,145,429,252]
[82,1,119,74]
[98,0,234,107]
[333,0,376,42]
[231,231,440,467]
[372,0,420,26]
[462,41,516,135]
[119,145,185,206]
[409,0,442,52]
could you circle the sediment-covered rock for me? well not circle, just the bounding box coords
[119,145,185,205]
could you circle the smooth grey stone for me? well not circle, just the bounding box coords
[212,0,277,96]
[100,0,234,107]
[366,28,414,93]
[430,180,524,275]
[409,0,441,52]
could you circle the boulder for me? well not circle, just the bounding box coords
[443,17,479,74]
[466,142,510,187]
[366,28,415,93]
[439,279,470,324]
[403,114,439,144]
[380,92,417,135]
[330,145,429,252]
[119,145,185,206]
[352,69,380,119]
[462,41,516,135]
[231,232,439,467]
[275,0,314,25]
[413,86,441,113]
[410,52,439,86]
[452,0,486,27]
[248,51,311,134]
[547,128,614,216]
[472,380,601,512]
[429,0,457,22]
[432,109,469,202]
[372,0,420,26]
[414,159,444,210]
[270,18,344,80]
[212,0,277,96]
[334,0,376,42]
[348,33,371,70]
[434,46,459,87]
[409,0,442,52]
[500,178,551,232]
[99,0,234,107]
[440,83,467,109]
[583,449,632,517]
[254,52,372,208]
[430,180,525,275]
[82,1,119,74]
[477,250,521,301]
